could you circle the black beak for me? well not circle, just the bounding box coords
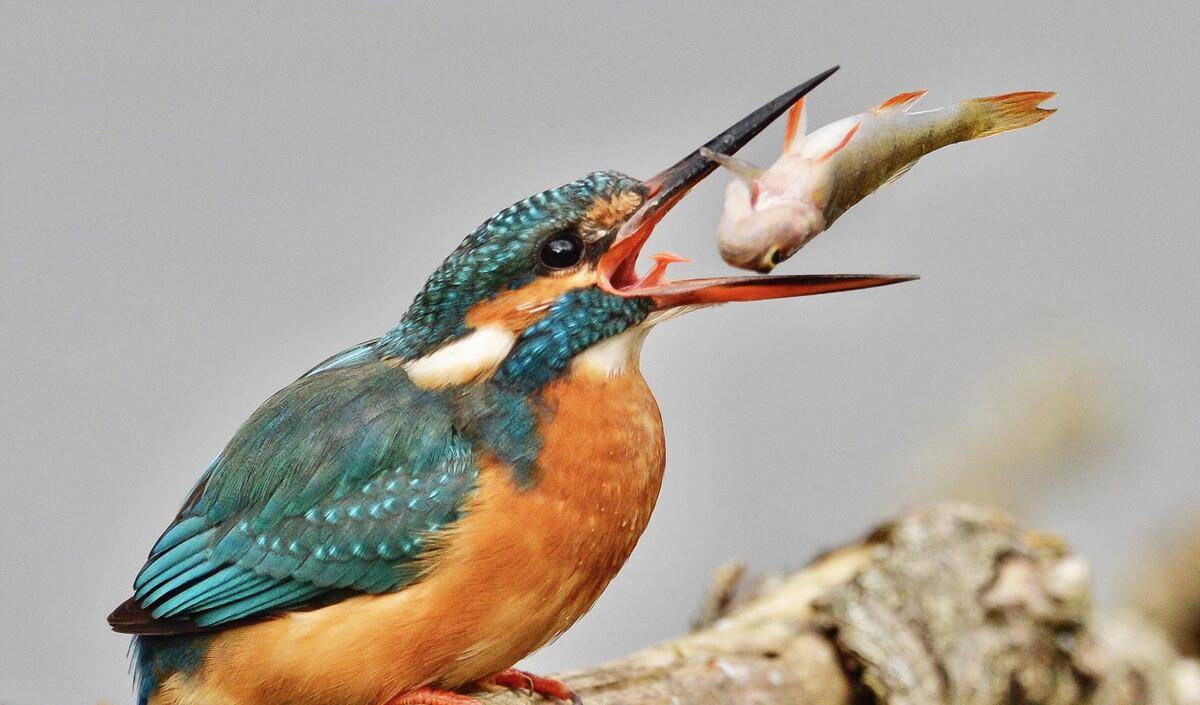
[643,65,841,211]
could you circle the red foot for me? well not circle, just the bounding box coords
[489,668,581,704]
[386,687,478,705]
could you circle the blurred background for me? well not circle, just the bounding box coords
[2,2,1198,703]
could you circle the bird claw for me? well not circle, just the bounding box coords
[489,668,580,704]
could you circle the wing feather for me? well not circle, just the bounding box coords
[109,353,479,635]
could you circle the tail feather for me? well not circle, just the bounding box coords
[131,635,211,705]
[967,91,1057,139]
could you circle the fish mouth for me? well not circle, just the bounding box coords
[597,65,916,309]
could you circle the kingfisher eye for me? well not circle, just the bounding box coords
[539,230,584,270]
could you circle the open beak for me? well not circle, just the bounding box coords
[598,65,917,308]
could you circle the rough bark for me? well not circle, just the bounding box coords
[481,503,1199,705]
[1136,521,1200,658]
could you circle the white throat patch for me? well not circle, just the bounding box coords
[403,324,516,389]
[569,306,702,380]
[571,326,649,379]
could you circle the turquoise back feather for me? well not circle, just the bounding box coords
[125,357,478,629]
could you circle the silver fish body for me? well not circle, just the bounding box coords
[710,91,1056,272]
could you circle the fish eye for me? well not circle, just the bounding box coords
[539,230,584,270]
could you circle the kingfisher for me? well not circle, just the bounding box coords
[108,66,914,705]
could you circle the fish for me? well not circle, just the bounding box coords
[703,90,1057,272]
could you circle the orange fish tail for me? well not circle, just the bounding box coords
[965,91,1057,139]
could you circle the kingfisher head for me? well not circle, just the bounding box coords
[379,67,913,393]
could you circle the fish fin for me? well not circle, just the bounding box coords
[879,159,918,189]
[872,90,928,113]
[783,98,807,153]
[699,147,764,183]
[965,91,1057,139]
[816,121,860,163]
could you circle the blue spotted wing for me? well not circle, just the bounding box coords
[109,346,479,633]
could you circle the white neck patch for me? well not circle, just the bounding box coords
[403,324,516,389]
[571,325,650,379]
[568,306,702,380]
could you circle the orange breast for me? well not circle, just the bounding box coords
[184,370,665,705]
[421,368,666,686]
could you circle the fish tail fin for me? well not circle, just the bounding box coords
[965,91,1057,139]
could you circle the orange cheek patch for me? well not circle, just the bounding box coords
[585,191,644,230]
[465,271,593,333]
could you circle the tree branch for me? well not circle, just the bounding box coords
[482,503,1199,705]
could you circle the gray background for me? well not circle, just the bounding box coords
[2,3,1197,704]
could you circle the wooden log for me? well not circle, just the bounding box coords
[481,503,1198,705]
